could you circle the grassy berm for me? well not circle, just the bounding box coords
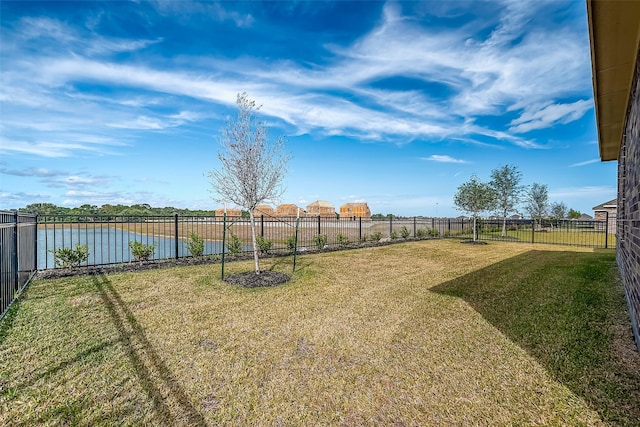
[1,240,639,426]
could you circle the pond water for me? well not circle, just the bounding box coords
[38,227,249,269]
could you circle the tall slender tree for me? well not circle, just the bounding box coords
[489,164,525,237]
[453,175,497,241]
[208,93,290,274]
[525,183,549,229]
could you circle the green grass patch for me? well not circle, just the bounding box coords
[1,241,638,425]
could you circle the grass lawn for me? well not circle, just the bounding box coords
[1,240,639,425]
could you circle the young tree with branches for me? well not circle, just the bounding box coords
[525,183,549,229]
[489,164,525,237]
[208,92,290,274]
[453,175,497,241]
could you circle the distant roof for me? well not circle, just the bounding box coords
[579,213,594,220]
[592,198,617,210]
[308,200,334,208]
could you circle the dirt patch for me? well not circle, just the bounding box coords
[460,240,488,245]
[224,270,291,288]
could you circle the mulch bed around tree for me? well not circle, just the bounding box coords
[224,271,291,288]
[460,239,488,245]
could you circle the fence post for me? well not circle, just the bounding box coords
[317,216,321,236]
[261,215,264,237]
[389,215,393,236]
[174,213,179,259]
[531,219,535,244]
[605,211,609,249]
[12,211,18,293]
[359,216,362,241]
[34,215,38,272]
[413,217,416,237]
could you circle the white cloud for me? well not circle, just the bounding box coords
[422,155,469,164]
[509,100,592,133]
[569,158,600,167]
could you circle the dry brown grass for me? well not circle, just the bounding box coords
[1,240,638,425]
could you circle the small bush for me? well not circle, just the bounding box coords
[370,231,382,242]
[256,235,272,254]
[337,233,349,247]
[416,228,426,238]
[226,233,243,256]
[360,234,369,243]
[52,244,89,268]
[286,235,298,253]
[128,240,156,261]
[313,234,327,250]
[187,232,204,256]
[400,226,410,239]
[390,230,398,240]
[428,228,439,237]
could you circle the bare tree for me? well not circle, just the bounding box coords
[208,92,290,274]
[453,175,497,241]
[489,164,525,237]
[525,183,549,229]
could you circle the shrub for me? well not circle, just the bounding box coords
[226,233,243,256]
[187,232,204,256]
[128,240,156,261]
[337,233,349,247]
[370,231,382,242]
[286,235,297,253]
[428,228,440,237]
[313,234,328,250]
[390,230,398,240]
[256,235,272,254]
[416,228,426,238]
[52,244,89,268]
[400,226,410,239]
[360,234,369,243]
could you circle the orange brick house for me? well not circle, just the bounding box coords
[253,205,276,218]
[214,207,242,217]
[276,203,303,217]
[306,200,336,217]
[339,202,371,218]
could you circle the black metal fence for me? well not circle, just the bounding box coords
[31,213,615,271]
[1,212,37,319]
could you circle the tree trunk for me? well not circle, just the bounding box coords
[473,216,477,241]
[501,216,507,238]
[248,210,260,274]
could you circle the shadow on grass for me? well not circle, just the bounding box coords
[92,274,207,426]
[431,250,640,425]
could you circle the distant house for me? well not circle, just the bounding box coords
[214,207,242,217]
[306,200,336,217]
[276,203,303,217]
[339,202,371,218]
[253,205,276,218]
[592,199,617,232]
[578,213,593,221]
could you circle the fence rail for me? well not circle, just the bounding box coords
[1,212,37,319]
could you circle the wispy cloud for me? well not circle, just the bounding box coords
[550,185,615,199]
[569,158,600,167]
[422,155,469,164]
[0,166,66,177]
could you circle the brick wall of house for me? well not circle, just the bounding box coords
[618,55,640,352]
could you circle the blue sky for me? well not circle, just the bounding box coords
[0,0,617,217]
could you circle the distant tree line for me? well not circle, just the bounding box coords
[16,202,217,217]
